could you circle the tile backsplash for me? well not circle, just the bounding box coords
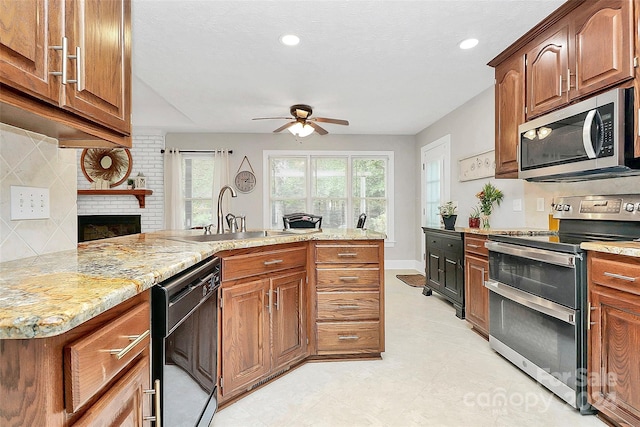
[0,123,78,262]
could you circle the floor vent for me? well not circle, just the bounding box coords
[248,367,290,391]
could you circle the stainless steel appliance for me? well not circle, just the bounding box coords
[485,194,640,414]
[518,88,639,182]
[152,256,221,426]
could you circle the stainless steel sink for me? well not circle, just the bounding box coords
[179,230,286,242]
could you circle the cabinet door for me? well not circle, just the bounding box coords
[426,248,443,292]
[464,254,489,336]
[442,250,462,301]
[589,289,640,425]
[63,0,131,134]
[192,296,217,393]
[572,0,634,99]
[494,54,524,178]
[526,25,570,118]
[271,270,307,370]
[72,356,151,427]
[220,279,270,395]
[0,0,61,103]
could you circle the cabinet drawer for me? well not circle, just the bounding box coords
[64,302,150,413]
[315,244,379,264]
[316,268,380,291]
[223,246,306,281]
[590,254,640,296]
[316,321,380,353]
[317,292,379,320]
[465,235,488,257]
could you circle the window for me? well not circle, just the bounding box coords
[265,151,393,240]
[183,155,215,229]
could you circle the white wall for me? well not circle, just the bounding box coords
[77,134,165,232]
[165,132,416,264]
[0,124,77,262]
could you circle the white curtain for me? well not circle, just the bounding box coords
[212,150,231,219]
[164,149,185,229]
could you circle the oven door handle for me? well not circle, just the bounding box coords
[484,280,576,325]
[485,241,578,268]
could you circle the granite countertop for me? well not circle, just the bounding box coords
[0,228,385,340]
[580,241,640,258]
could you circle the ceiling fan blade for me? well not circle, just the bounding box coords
[273,121,297,133]
[252,117,292,121]
[307,121,328,135]
[312,117,349,126]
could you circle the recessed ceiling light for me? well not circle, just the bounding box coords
[459,38,479,50]
[280,34,300,46]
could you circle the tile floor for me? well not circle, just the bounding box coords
[212,269,606,427]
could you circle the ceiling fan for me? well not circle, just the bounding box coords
[252,104,349,136]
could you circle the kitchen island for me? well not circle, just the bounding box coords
[0,228,385,426]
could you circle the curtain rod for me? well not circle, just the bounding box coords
[160,149,233,154]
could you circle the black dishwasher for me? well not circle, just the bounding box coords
[152,256,221,427]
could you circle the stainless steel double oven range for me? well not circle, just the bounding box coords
[485,194,640,414]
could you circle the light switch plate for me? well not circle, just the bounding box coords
[10,186,50,220]
[536,198,545,212]
[513,198,522,212]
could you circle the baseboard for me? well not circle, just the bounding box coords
[384,259,423,271]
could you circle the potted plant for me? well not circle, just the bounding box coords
[476,182,504,229]
[438,201,458,230]
[469,206,481,228]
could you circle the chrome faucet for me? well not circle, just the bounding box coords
[217,185,237,233]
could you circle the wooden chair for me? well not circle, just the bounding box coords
[356,213,367,229]
[283,213,322,229]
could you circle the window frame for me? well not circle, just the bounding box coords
[182,153,215,229]
[263,150,394,245]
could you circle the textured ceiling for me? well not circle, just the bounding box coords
[131,0,565,136]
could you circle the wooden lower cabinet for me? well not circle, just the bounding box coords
[219,243,308,403]
[0,291,153,426]
[313,240,385,357]
[588,251,640,426]
[464,234,489,338]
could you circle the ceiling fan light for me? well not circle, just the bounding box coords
[459,38,479,50]
[288,122,314,137]
[280,34,300,46]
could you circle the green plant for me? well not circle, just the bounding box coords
[476,183,504,216]
[437,201,457,218]
[469,206,481,219]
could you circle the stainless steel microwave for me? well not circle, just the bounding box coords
[518,87,640,182]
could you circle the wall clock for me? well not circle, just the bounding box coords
[234,156,256,193]
[80,148,132,187]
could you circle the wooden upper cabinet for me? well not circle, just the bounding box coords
[572,0,634,99]
[494,54,524,178]
[0,0,61,103]
[64,0,131,135]
[526,25,570,118]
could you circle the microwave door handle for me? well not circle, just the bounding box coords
[582,109,598,159]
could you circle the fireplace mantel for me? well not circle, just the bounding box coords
[77,189,153,208]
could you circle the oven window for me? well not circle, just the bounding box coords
[489,252,578,308]
[490,292,578,390]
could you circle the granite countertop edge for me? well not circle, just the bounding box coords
[0,228,385,340]
[580,241,640,257]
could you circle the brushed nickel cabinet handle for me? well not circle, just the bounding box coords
[339,276,359,281]
[67,46,81,87]
[109,329,150,360]
[467,244,480,248]
[338,335,359,340]
[337,304,359,309]
[263,259,283,266]
[337,253,358,257]
[603,272,636,282]
[50,37,69,84]
[143,379,161,423]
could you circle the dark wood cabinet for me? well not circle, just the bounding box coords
[0,0,131,147]
[489,0,637,178]
[464,234,489,338]
[587,251,640,426]
[423,227,465,319]
[494,54,525,179]
[526,24,570,118]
